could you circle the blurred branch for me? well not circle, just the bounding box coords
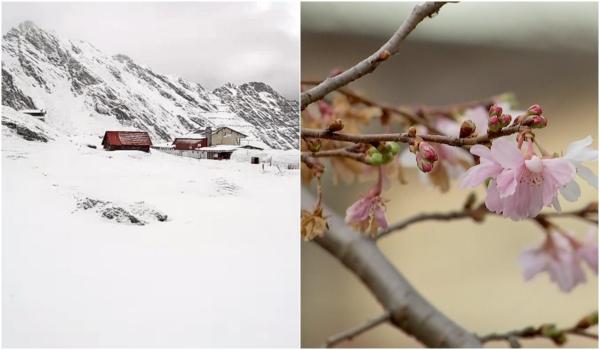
[300,2,448,110]
[478,311,598,347]
[302,79,505,127]
[303,189,483,348]
[323,312,391,348]
[544,202,598,224]
[301,80,430,128]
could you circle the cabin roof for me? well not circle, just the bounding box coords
[201,145,240,152]
[102,131,152,146]
[213,126,248,137]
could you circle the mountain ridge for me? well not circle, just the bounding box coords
[1,20,299,149]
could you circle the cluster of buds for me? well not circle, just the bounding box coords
[539,324,567,346]
[365,141,400,165]
[410,139,438,173]
[487,104,512,133]
[521,104,548,129]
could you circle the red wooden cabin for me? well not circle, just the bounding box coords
[102,131,152,152]
[172,137,207,150]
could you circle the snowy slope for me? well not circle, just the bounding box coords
[2,21,298,149]
[213,82,299,149]
[2,107,300,347]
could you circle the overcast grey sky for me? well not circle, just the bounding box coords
[2,1,299,99]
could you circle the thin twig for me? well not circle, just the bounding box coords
[300,2,448,110]
[478,313,598,347]
[302,79,504,127]
[302,125,524,148]
[323,312,391,348]
[567,329,598,340]
[376,202,598,240]
[377,209,476,239]
[302,147,370,165]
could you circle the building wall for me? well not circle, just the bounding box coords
[211,128,245,146]
[173,139,207,150]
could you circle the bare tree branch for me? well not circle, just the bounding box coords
[303,189,483,347]
[302,79,505,127]
[478,313,598,347]
[377,207,481,239]
[300,2,448,110]
[302,125,524,148]
[323,312,391,348]
[377,202,598,240]
[302,146,370,165]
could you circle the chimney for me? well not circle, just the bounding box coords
[206,126,212,146]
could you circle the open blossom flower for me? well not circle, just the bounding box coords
[558,135,598,203]
[345,168,387,236]
[460,138,575,220]
[519,228,597,292]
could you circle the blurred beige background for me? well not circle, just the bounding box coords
[302,2,598,348]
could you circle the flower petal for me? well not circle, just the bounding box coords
[373,206,388,230]
[576,164,598,188]
[519,249,548,281]
[543,158,576,186]
[496,168,518,197]
[470,144,494,161]
[459,161,502,188]
[559,180,581,202]
[484,181,503,214]
[491,137,523,169]
[565,135,594,159]
[552,196,562,212]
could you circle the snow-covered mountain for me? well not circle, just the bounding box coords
[1,21,298,149]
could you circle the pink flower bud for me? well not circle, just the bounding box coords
[417,141,438,162]
[416,155,434,173]
[488,114,503,132]
[522,114,548,129]
[527,104,543,116]
[500,114,512,127]
[489,104,503,117]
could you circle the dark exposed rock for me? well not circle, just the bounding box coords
[2,120,48,142]
[101,207,143,225]
[2,69,36,110]
[76,196,168,225]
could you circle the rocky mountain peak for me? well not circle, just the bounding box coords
[2,21,299,149]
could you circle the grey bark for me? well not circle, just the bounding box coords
[303,189,482,347]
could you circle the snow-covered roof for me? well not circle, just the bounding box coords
[213,125,248,137]
[175,134,207,140]
[201,145,240,152]
[240,139,270,150]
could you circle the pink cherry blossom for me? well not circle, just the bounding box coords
[519,228,598,292]
[345,167,388,235]
[575,228,598,274]
[460,138,575,220]
[519,231,586,292]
